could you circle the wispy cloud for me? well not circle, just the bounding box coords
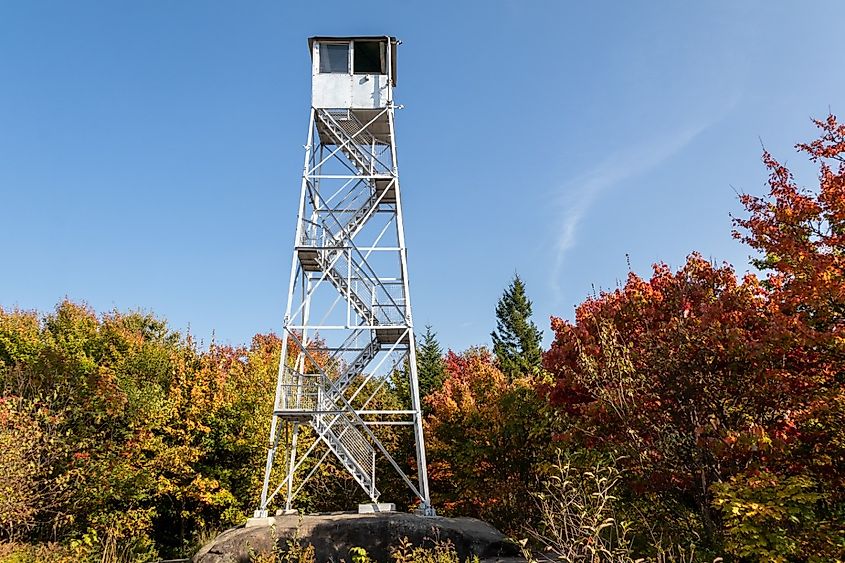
[549,122,712,303]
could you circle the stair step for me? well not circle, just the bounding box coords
[312,407,380,499]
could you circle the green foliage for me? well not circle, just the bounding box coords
[349,545,374,563]
[491,274,543,377]
[712,471,845,562]
[0,301,283,561]
[390,538,479,563]
[416,325,445,402]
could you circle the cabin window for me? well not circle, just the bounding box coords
[353,41,385,74]
[319,43,349,73]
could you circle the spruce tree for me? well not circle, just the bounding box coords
[416,325,445,401]
[491,274,543,376]
[389,360,411,409]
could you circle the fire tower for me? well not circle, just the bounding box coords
[256,36,434,516]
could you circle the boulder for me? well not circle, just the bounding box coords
[193,512,520,563]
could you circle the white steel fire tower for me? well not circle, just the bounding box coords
[257,36,434,516]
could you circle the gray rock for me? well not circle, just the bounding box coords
[192,512,520,563]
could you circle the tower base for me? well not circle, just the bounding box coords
[358,502,395,514]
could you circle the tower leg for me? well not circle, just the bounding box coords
[406,343,435,516]
[256,444,276,517]
[284,423,301,513]
[255,109,315,517]
[388,104,435,516]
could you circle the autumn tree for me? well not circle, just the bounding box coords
[425,347,553,533]
[733,113,845,335]
[544,256,810,543]
[0,301,334,560]
[541,115,845,558]
[491,274,543,377]
[729,114,845,559]
[0,394,72,542]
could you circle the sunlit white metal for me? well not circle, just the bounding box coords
[256,36,434,517]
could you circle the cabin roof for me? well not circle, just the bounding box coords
[308,36,398,86]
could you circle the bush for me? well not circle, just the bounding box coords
[390,538,479,563]
[425,348,555,532]
[522,452,636,562]
[712,470,845,562]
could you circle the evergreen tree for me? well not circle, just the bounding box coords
[389,361,411,409]
[388,327,444,412]
[416,325,445,401]
[491,273,543,376]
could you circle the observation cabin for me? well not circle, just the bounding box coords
[309,36,398,144]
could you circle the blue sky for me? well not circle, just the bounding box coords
[1,1,843,352]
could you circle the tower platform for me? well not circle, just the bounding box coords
[316,108,392,146]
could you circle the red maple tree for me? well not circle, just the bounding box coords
[542,115,845,544]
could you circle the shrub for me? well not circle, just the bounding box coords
[390,538,479,563]
[712,470,845,562]
[522,452,636,562]
[425,347,554,532]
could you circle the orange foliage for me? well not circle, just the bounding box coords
[425,348,551,531]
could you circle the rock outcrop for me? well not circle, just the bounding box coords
[193,512,520,563]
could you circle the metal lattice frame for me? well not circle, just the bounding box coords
[256,84,433,516]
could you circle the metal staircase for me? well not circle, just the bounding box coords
[314,334,382,499]
[317,109,384,176]
[298,115,391,325]
[313,406,379,501]
[317,109,396,215]
[329,191,382,245]
[330,336,381,395]
[274,364,380,501]
[320,255,377,323]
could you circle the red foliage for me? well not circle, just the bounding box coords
[733,117,845,332]
[425,348,550,531]
[544,257,815,490]
[541,114,845,528]
[733,114,845,490]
